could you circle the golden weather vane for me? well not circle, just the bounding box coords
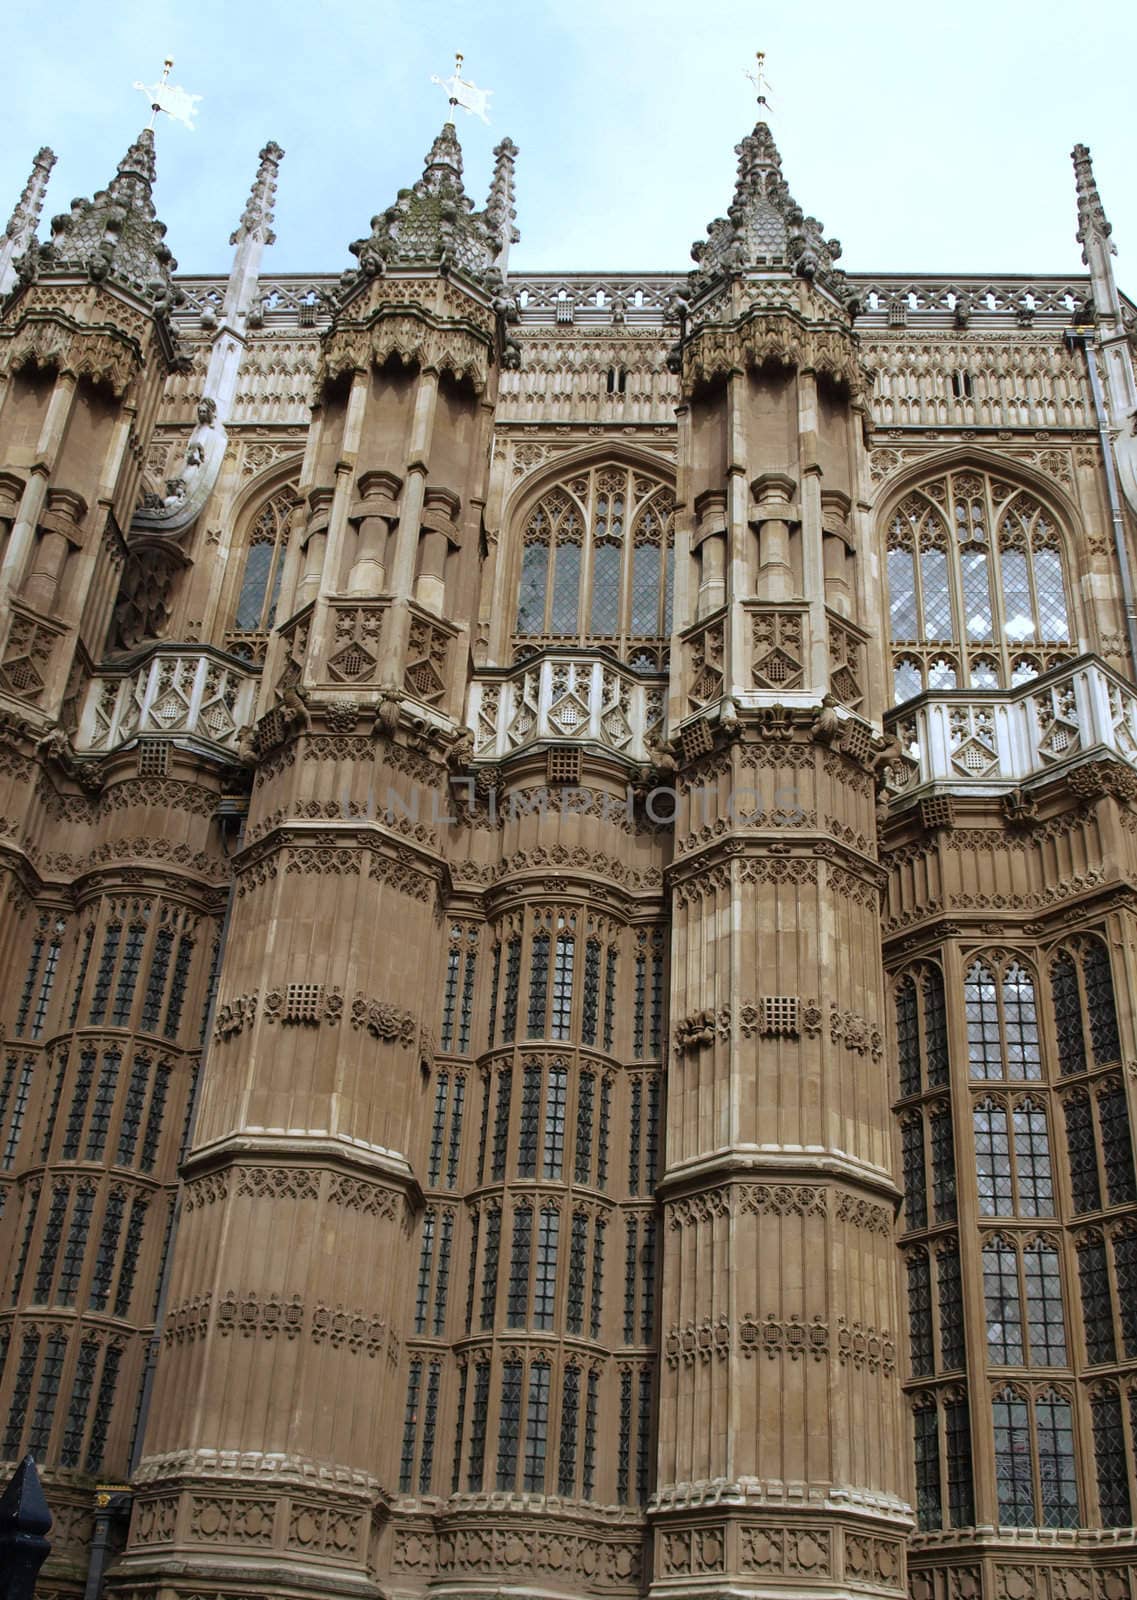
[133,56,202,132]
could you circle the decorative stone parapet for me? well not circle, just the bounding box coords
[77,647,259,756]
[884,654,1137,795]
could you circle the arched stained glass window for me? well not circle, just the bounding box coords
[887,469,1074,703]
[226,482,297,660]
[514,464,674,666]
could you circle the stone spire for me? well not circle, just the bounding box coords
[229,139,284,249]
[1073,142,1122,322]
[43,126,180,312]
[0,146,56,295]
[484,137,520,274]
[134,141,285,539]
[342,120,514,295]
[689,119,847,302]
[221,140,284,326]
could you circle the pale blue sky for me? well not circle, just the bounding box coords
[3,0,1136,285]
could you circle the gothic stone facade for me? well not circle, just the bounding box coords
[0,110,1136,1600]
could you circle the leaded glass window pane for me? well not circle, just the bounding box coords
[551,544,581,634]
[889,546,919,640]
[1051,954,1086,1076]
[434,1209,450,1324]
[582,941,601,1047]
[894,657,923,702]
[938,1246,965,1369]
[924,968,949,1087]
[558,1365,580,1497]
[1003,964,1041,1079]
[631,544,660,635]
[1064,1095,1101,1214]
[419,1361,440,1493]
[966,962,1002,1079]
[974,1102,1013,1217]
[491,1070,512,1182]
[567,1211,588,1335]
[901,1117,927,1230]
[1099,1087,1137,1206]
[993,1389,1034,1526]
[518,1065,541,1177]
[1113,1233,1137,1358]
[961,548,994,641]
[503,938,521,1043]
[1036,1392,1078,1528]
[1013,1101,1055,1217]
[480,1207,501,1330]
[591,542,621,634]
[497,1360,523,1490]
[527,935,549,1038]
[1034,547,1069,641]
[551,936,574,1042]
[399,1359,421,1492]
[27,1331,67,1458]
[524,1362,551,1492]
[534,1207,559,1329]
[921,548,953,638]
[945,1398,974,1526]
[1000,547,1034,643]
[1084,941,1121,1065]
[236,542,275,630]
[1023,1243,1066,1365]
[914,1407,941,1530]
[516,544,548,632]
[468,1361,491,1491]
[1093,1390,1131,1527]
[984,1238,1024,1363]
[507,1205,532,1327]
[907,1254,934,1376]
[896,977,920,1096]
[1078,1240,1115,1364]
[931,1107,957,1223]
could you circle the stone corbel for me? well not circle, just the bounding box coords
[130,396,226,539]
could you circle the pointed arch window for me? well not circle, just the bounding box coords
[887,470,1074,704]
[965,958,1042,1081]
[514,464,674,665]
[993,1385,1078,1528]
[226,483,297,659]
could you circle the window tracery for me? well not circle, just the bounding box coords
[225,482,297,661]
[887,469,1074,704]
[514,463,674,666]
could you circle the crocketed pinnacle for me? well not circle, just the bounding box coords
[484,137,521,265]
[1072,143,1116,266]
[45,126,179,308]
[344,120,517,293]
[4,147,56,248]
[689,120,847,301]
[231,141,285,247]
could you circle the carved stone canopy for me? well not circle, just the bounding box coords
[340,121,517,298]
[689,121,849,307]
[34,128,181,314]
